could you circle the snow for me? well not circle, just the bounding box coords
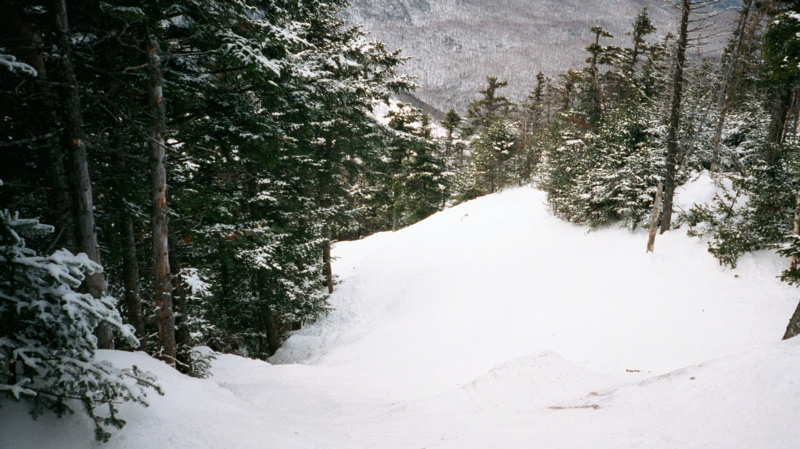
[3,181,800,448]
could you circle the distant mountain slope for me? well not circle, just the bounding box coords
[346,0,733,112]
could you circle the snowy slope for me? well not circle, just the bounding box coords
[2,179,799,449]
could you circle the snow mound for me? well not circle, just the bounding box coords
[273,186,797,399]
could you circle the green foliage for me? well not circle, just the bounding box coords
[534,9,676,230]
[370,104,449,230]
[0,211,161,442]
[685,144,800,268]
[472,117,519,192]
[763,5,800,84]
[465,76,513,135]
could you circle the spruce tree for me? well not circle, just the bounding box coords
[0,210,161,442]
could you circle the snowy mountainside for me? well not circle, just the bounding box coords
[348,0,739,112]
[2,179,799,449]
[346,0,681,111]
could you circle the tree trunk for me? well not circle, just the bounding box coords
[263,307,280,356]
[646,182,663,253]
[47,146,76,253]
[322,228,334,294]
[767,84,793,151]
[710,0,752,172]
[55,0,113,349]
[146,25,176,365]
[789,177,800,273]
[170,247,189,349]
[3,5,73,252]
[659,0,690,234]
[791,89,800,140]
[783,299,800,340]
[122,215,146,347]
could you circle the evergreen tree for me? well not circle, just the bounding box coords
[373,104,448,230]
[472,117,519,192]
[0,210,161,442]
[442,108,463,162]
[464,76,513,135]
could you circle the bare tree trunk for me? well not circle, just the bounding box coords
[122,215,146,346]
[252,271,281,356]
[710,0,752,172]
[659,0,690,234]
[55,0,113,349]
[646,182,663,253]
[146,25,176,365]
[791,89,800,140]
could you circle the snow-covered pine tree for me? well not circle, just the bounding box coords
[471,116,519,193]
[153,0,412,357]
[0,210,161,442]
[538,12,665,229]
[374,104,449,230]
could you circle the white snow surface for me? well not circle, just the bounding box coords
[3,180,800,448]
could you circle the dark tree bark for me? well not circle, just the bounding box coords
[319,137,336,294]
[253,272,281,356]
[122,215,146,346]
[54,0,113,348]
[2,3,46,75]
[659,0,691,234]
[263,306,280,356]
[322,228,334,294]
[3,4,75,252]
[47,146,76,253]
[783,300,800,340]
[767,84,793,150]
[169,246,189,349]
[146,25,176,365]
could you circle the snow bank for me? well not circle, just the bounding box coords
[274,186,797,398]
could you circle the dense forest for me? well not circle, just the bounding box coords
[1,0,799,441]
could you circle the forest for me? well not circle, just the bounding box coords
[1,0,799,442]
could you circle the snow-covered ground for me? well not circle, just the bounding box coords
[3,176,800,448]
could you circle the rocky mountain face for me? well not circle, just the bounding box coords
[346,0,732,114]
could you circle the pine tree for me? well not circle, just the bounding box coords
[465,76,513,135]
[442,108,463,162]
[0,210,161,442]
[472,117,519,192]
